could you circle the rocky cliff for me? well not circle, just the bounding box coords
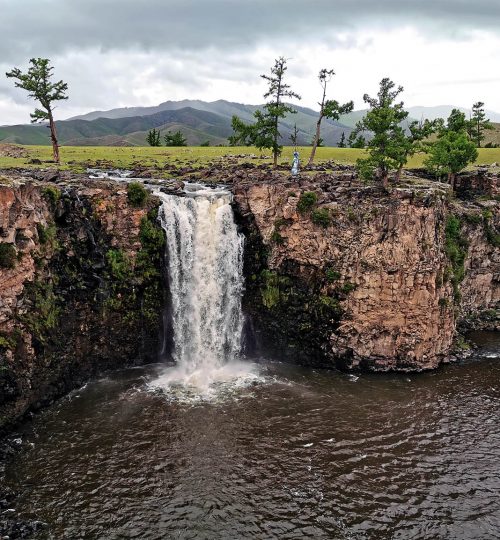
[0,167,498,431]
[0,174,166,431]
[233,171,499,371]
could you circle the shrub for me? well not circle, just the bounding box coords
[444,215,468,302]
[311,208,331,228]
[106,249,131,281]
[36,223,57,246]
[325,268,341,282]
[463,212,482,225]
[317,295,342,317]
[297,191,317,213]
[485,225,500,248]
[127,182,148,207]
[270,229,284,244]
[341,281,356,294]
[482,209,493,221]
[42,186,61,208]
[0,332,18,350]
[438,297,449,308]
[0,243,16,269]
[346,207,358,222]
[260,269,280,309]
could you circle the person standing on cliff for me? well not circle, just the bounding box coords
[291,151,300,175]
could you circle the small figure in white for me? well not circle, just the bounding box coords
[291,151,300,175]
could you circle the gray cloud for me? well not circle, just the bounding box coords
[1,0,499,63]
[1,1,499,124]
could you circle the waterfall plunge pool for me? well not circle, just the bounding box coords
[3,334,500,539]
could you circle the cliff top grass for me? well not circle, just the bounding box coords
[0,144,499,173]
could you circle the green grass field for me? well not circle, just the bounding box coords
[1,145,499,172]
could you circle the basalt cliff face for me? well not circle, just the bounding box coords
[0,175,166,431]
[0,169,498,430]
[233,171,499,371]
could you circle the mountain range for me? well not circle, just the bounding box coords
[0,100,499,147]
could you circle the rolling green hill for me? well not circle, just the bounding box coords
[0,101,354,147]
[3,98,498,148]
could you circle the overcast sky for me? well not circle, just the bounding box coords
[1,0,499,124]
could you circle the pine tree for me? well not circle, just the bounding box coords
[146,128,161,146]
[354,78,409,188]
[394,118,438,180]
[338,132,346,148]
[289,124,299,147]
[425,111,478,189]
[6,58,68,163]
[348,132,366,148]
[468,102,493,148]
[164,130,187,146]
[230,57,301,168]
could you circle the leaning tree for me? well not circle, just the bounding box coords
[308,68,353,166]
[6,58,68,163]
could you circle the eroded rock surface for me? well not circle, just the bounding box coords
[234,171,499,371]
[0,175,167,432]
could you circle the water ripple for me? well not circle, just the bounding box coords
[4,337,500,539]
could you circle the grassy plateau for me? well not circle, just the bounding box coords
[0,145,499,173]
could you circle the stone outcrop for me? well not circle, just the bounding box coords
[233,171,498,371]
[0,175,167,432]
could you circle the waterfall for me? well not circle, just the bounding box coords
[156,184,245,387]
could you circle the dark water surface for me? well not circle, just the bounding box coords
[4,332,500,539]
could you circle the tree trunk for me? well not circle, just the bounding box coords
[449,172,456,190]
[382,174,389,190]
[395,164,403,182]
[308,113,323,166]
[48,110,60,163]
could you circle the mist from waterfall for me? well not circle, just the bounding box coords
[153,183,256,394]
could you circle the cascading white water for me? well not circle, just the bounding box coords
[154,183,251,392]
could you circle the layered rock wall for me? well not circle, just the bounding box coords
[0,177,166,431]
[234,173,498,371]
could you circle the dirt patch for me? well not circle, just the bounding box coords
[0,144,29,158]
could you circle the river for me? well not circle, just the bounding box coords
[3,332,499,539]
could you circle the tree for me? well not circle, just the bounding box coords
[289,123,299,147]
[354,78,409,188]
[348,132,366,148]
[230,57,300,168]
[468,102,493,148]
[338,132,346,148]
[425,111,478,188]
[447,108,468,133]
[6,58,68,163]
[394,118,438,180]
[146,128,161,147]
[164,130,187,146]
[308,68,353,165]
